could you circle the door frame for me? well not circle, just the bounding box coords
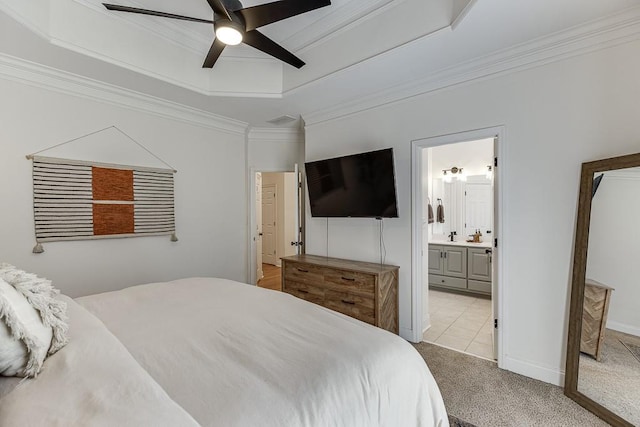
[247,167,302,285]
[411,126,506,368]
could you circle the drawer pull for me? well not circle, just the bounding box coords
[341,299,356,305]
[341,277,356,282]
[297,268,309,273]
[298,290,309,294]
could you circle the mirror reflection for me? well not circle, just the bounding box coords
[578,166,640,425]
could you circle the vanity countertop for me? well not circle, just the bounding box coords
[430,240,492,248]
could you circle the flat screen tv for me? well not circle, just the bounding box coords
[305,148,399,218]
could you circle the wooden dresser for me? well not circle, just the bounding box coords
[580,279,614,361]
[281,254,399,334]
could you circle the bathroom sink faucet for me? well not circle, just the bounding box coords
[448,231,456,242]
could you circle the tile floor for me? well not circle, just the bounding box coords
[423,289,495,360]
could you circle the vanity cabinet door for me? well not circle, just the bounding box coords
[443,247,467,278]
[468,248,491,282]
[428,245,444,275]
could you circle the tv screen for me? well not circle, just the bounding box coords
[305,148,399,218]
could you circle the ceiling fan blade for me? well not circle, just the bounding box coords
[206,0,232,21]
[203,39,226,68]
[243,30,304,69]
[239,0,331,31]
[103,4,214,24]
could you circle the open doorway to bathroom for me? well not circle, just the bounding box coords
[412,128,503,364]
[422,138,495,359]
[254,171,302,291]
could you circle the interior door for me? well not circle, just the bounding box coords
[262,184,277,265]
[491,138,499,360]
[256,173,263,281]
[293,164,301,254]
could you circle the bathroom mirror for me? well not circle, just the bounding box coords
[431,175,493,241]
[565,152,640,427]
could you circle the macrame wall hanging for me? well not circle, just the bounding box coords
[26,126,178,254]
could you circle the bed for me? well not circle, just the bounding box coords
[0,277,448,426]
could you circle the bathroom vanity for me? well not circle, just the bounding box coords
[428,241,492,296]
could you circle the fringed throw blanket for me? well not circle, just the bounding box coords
[32,156,177,251]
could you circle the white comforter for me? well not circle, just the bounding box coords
[76,277,448,427]
[0,277,448,426]
[0,295,199,426]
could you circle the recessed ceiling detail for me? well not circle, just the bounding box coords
[102,1,332,69]
[3,0,636,129]
[0,0,465,97]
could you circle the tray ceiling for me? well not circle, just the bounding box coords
[1,0,639,127]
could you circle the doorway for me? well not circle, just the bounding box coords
[252,170,303,290]
[411,127,504,366]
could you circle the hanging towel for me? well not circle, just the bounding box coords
[427,198,434,224]
[437,201,445,223]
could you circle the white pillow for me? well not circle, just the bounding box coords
[0,278,52,377]
[0,264,69,356]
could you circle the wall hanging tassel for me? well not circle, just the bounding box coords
[32,243,44,254]
[171,233,179,242]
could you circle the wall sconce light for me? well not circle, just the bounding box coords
[443,166,465,182]
[486,165,493,180]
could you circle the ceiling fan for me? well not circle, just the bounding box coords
[103,0,331,69]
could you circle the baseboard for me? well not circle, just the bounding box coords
[422,315,431,334]
[607,320,640,337]
[502,355,564,387]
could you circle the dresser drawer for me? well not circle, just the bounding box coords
[429,274,466,290]
[324,289,375,325]
[283,262,324,285]
[283,281,324,305]
[323,269,375,294]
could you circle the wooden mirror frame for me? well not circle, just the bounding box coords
[565,152,640,427]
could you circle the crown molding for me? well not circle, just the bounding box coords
[0,0,283,98]
[81,0,397,57]
[0,52,249,134]
[49,37,283,99]
[303,6,640,127]
[74,0,212,56]
[0,1,50,41]
[72,0,398,65]
[248,127,303,143]
[281,0,395,53]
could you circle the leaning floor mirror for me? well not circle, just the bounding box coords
[565,152,640,427]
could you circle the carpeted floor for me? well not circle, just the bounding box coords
[414,342,609,427]
[578,329,640,426]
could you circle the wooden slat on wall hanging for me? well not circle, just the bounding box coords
[32,156,176,244]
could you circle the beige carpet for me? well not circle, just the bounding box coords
[414,342,609,427]
[578,329,640,426]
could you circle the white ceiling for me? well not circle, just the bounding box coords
[1,0,639,128]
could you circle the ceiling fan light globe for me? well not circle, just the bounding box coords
[216,26,243,45]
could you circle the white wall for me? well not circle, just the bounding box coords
[248,130,304,172]
[0,77,248,297]
[431,138,494,178]
[586,171,640,336]
[304,38,640,384]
